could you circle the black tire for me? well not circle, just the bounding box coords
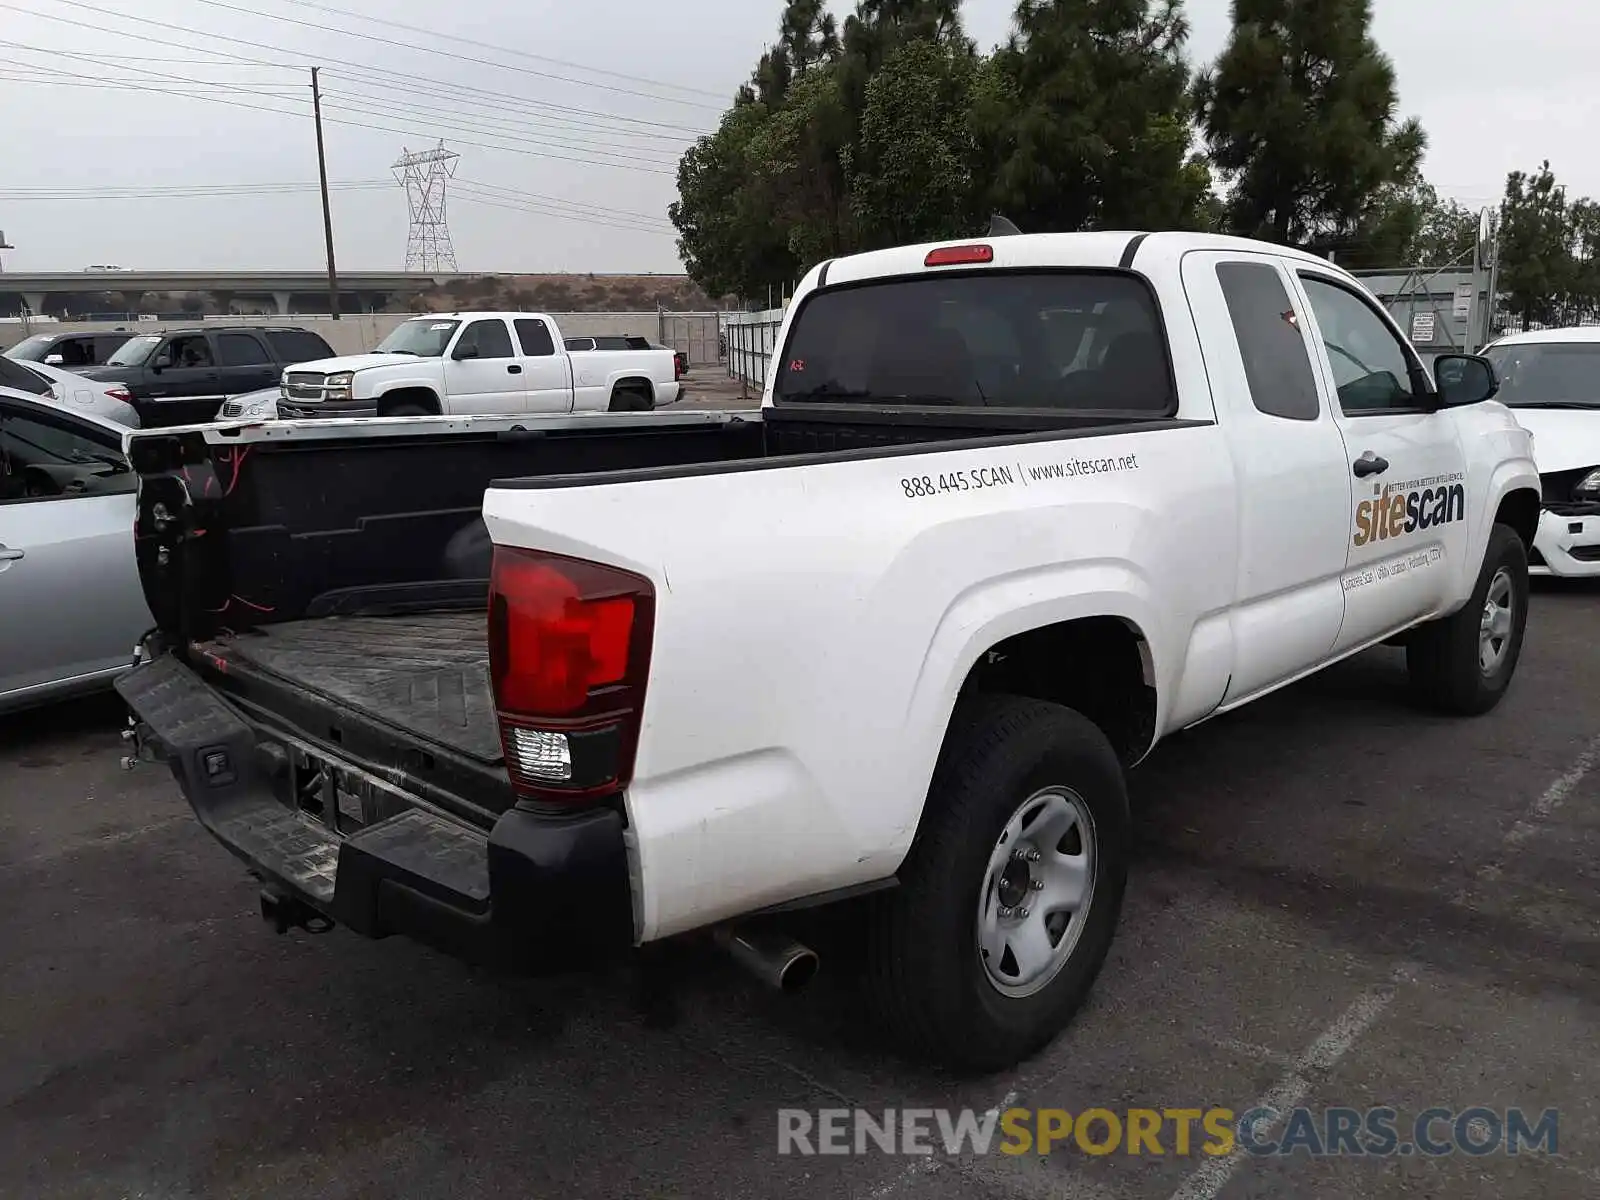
[1406,522,1529,715]
[862,694,1130,1075]
[608,386,652,413]
[384,402,432,417]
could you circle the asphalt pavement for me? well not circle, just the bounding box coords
[3,581,1598,1199]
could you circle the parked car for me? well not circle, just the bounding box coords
[275,312,678,418]
[0,354,140,426]
[0,386,152,715]
[1481,327,1600,576]
[216,386,280,422]
[5,329,134,369]
[118,230,1537,1074]
[78,325,335,428]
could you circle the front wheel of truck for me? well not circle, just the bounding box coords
[1406,522,1529,716]
[863,694,1129,1075]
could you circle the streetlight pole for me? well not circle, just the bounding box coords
[311,66,341,320]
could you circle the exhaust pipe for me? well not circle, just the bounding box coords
[714,925,819,993]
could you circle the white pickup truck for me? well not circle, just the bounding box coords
[118,231,1537,1073]
[264,311,681,420]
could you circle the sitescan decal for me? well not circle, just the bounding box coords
[1353,474,1465,547]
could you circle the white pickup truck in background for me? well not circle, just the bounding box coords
[121,230,1538,1074]
[263,311,680,420]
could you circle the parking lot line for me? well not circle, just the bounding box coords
[1167,967,1410,1200]
[1461,729,1600,899]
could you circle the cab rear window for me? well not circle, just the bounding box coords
[772,271,1174,413]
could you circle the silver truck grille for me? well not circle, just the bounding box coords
[220,400,244,416]
[283,372,325,402]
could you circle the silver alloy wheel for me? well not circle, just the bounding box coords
[976,786,1098,998]
[1479,567,1515,675]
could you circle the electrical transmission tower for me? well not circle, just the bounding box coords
[393,141,460,271]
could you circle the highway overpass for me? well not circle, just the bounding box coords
[0,270,471,316]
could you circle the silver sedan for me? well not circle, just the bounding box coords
[0,386,152,715]
[0,354,141,427]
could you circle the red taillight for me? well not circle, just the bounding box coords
[674,354,685,381]
[106,387,135,403]
[924,243,994,267]
[488,547,655,804]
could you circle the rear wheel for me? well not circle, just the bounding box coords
[863,694,1129,1074]
[608,385,653,413]
[1407,522,1529,715]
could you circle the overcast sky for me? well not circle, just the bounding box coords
[0,0,1592,273]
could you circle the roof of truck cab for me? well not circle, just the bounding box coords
[814,230,1346,290]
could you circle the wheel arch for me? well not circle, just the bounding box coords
[376,386,442,416]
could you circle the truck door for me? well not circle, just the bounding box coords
[1290,269,1471,654]
[1180,251,1353,703]
[442,318,528,414]
[513,318,575,411]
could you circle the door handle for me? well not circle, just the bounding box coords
[1352,451,1389,478]
[0,546,24,562]
[507,364,523,374]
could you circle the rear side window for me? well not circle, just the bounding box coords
[266,330,335,363]
[0,356,53,396]
[772,271,1175,413]
[218,333,270,366]
[1215,261,1321,421]
[515,319,555,357]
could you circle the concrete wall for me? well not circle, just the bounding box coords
[1,310,730,364]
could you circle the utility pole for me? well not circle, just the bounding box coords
[311,66,340,319]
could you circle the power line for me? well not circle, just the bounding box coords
[112,0,723,111]
[318,92,683,168]
[1,6,713,138]
[319,85,696,148]
[0,174,676,236]
[0,39,679,175]
[452,180,669,227]
[450,189,674,237]
[238,0,727,102]
[0,182,391,199]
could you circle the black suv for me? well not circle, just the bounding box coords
[4,329,135,368]
[80,325,335,427]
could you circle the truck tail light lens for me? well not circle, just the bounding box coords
[925,244,994,267]
[488,547,655,805]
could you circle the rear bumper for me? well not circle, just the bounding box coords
[1531,508,1600,577]
[116,654,635,965]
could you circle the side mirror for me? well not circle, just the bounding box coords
[43,353,64,366]
[1433,353,1498,407]
[453,343,480,361]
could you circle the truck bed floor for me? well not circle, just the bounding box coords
[212,612,502,764]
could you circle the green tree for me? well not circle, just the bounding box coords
[669,99,798,301]
[848,38,983,247]
[981,0,1214,233]
[745,67,857,267]
[1498,161,1575,328]
[1197,0,1426,256]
